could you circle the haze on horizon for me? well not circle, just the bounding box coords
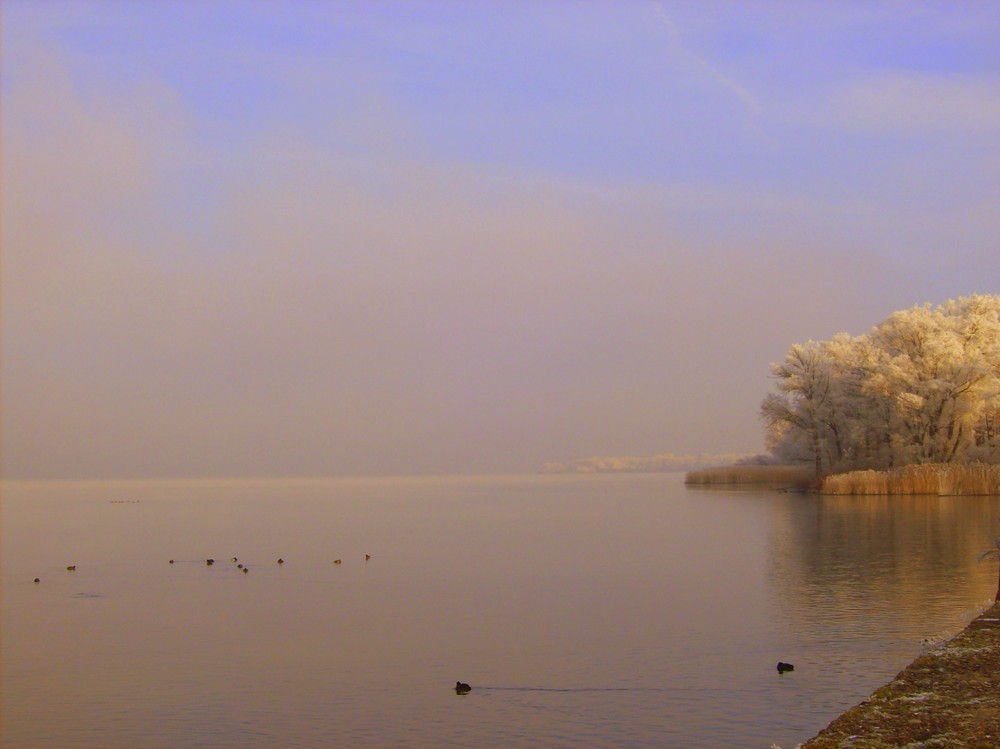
[2,1,998,480]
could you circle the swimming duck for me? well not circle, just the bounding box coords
[206,559,215,566]
[777,662,794,673]
[334,559,342,565]
[455,681,471,694]
[66,565,77,571]
[277,558,284,564]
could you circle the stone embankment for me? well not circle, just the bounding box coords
[800,601,1000,748]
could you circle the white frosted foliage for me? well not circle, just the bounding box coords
[761,295,1000,475]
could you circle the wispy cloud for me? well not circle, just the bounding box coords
[647,1,762,115]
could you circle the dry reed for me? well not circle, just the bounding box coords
[821,463,1000,496]
[684,465,813,486]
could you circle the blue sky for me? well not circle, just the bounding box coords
[2,1,999,478]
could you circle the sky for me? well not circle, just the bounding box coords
[2,1,999,479]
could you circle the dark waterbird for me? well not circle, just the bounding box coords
[66,565,76,571]
[455,681,471,694]
[776,662,794,673]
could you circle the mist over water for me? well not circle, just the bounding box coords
[3,474,998,748]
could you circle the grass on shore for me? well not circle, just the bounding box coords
[822,463,1000,496]
[684,465,813,487]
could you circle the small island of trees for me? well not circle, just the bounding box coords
[689,294,1000,494]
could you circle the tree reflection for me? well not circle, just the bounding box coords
[767,494,1000,639]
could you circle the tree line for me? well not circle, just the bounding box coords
[761,294,1000,477]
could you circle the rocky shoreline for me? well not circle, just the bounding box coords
[800,600,1000,748]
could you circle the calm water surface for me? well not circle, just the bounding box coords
[3,474,999,748]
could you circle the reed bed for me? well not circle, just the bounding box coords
[684,465,813,486]
[822,463,1000,496]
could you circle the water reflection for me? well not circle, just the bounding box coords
[769,494,1000,635]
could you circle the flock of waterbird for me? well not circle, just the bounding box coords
[32,554,372,583]
[179,554,373,572]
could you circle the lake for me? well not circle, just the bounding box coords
[2,473,998,748]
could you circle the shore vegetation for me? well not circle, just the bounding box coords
[821,462,1000,495]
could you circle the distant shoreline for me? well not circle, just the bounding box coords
[541,452,757,475]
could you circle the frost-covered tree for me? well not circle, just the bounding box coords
[761,341,838,477]
[762,295,1000,475]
